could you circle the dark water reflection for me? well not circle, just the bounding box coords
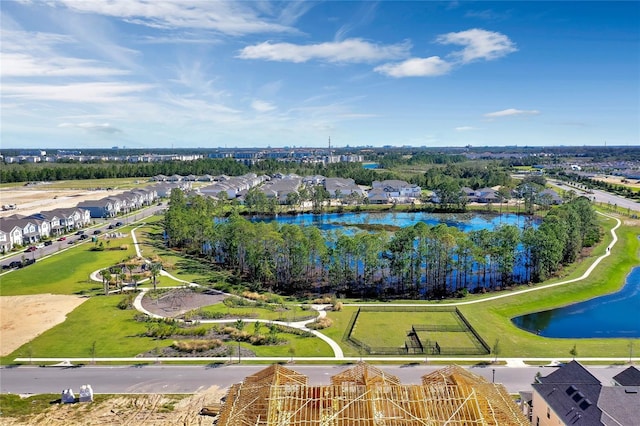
[512,267,640,338]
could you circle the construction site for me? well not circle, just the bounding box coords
[214,362,529,426]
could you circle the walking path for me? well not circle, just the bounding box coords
[75,212,629,365]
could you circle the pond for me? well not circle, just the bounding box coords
[511,266,640,338]
[253,211,533,234]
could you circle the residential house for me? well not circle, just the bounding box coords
[33,212,63,236]
[366,188,391,204]
[537,189,563,205]
[0,229,10,253]
[475,188,498,203]
[531,360,640,426]
[612,366,640,387]
[0,219,23,250]
[324,177,364,199]
[77,199,119,218]
[371,180,421,203]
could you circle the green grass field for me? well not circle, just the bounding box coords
[324,214,640,358]
[350,310,464,347]
[0,238,136,296]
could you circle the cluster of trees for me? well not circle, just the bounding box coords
[164,190,600,299]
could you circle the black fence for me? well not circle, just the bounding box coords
[343,306,490,356]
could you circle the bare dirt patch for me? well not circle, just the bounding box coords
[593,176,640,189]
[1,385,227,425]
[0,188,127,218]
[0,294,88,356]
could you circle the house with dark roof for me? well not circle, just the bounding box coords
[612,366,640,387]
[531,361,640,426]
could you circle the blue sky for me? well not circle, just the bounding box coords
[1,1,638,149]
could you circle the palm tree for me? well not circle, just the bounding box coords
[150,262,162,291]
[99,269,112,295]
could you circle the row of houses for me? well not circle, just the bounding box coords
[0,184,185,254]
[194,174,421,205]
[77,187,160,219]
[432,186,564,205]
[0,207,92,253]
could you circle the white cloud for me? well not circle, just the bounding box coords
[1,52,128,77]
[484,108,540,118]
[437,28,517,63]
[455,126,478,131]
[374,56,452,77]
[251,100,276,113]
[58,122,122,134]
[2,82,153,103]
[238,38,411,63]
[53,0,296,35]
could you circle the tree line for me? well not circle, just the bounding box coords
[164,191,600,299]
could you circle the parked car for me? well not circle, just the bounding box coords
[79,234,89,240]
[58,236,67,241]
[36,243,45,249]
[75,230,85,235]
[115,222,124,227]
[9,261,22,268]
[67,239,76,244]
[93,230,102,235]
[25,246,37,252]
[44,240,53,246]
[108,224,114,229]
[23,258,36,266]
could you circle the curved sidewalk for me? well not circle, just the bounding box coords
[95,212,622,363]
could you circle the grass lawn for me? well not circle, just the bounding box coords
[458,222,640,358]
[134,219,215,284]
[1,295,331,364]
[0,238,136,296]
[350,310,463,348]
[324,215,640,358]
[1,296,168,364]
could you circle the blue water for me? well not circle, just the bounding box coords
[512,267,640,338]
[253,212,532,234]
[362,163,379,169]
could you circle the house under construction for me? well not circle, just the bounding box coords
[215,362,528,425]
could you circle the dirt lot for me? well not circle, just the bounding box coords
[1,386,227,425]
[0,187,127,218]
[0,294,88,356]
[141,289,226,318]
[593,176,640,189]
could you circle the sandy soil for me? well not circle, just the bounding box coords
[0,188,127,218]
[1,385,227,425]
[0,294,88,356]
[593,176,640,189]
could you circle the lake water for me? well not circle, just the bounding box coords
[511,266,640,338]
[254,211,532,234]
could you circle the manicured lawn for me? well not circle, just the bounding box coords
[1,295,330,363]
[1,177,151,190]
[0,239,136,296]
[134,219,214,284]
[459,222,640,358]
[350,310,463,347]
[324,216,640,358]
[1,296,168,364]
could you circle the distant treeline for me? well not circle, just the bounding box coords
[0,153,471,187]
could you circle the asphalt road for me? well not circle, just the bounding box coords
[0,364,631,395]
[548,179,640,212]
[0,204,165,270]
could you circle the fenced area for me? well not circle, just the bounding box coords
[343,306,490,356]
